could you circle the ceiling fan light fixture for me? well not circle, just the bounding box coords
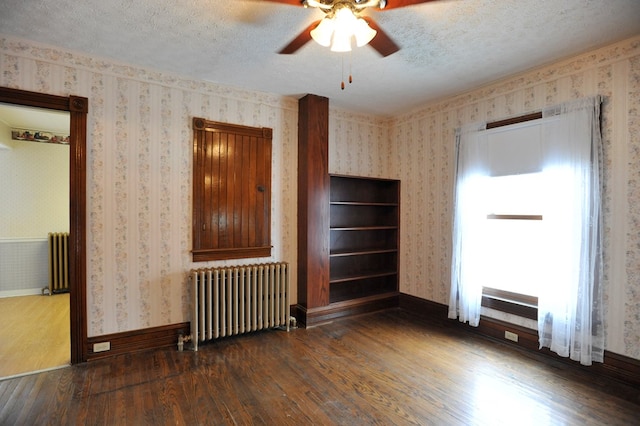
[354,18,377,47]
[302,0,331,10]
[333,6,358,33]
[311,5,377,52]
[329,7,356,52]
[310,17,335,47]
[330,27,353,52]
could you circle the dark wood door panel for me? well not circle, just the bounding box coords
[192,118,272,261]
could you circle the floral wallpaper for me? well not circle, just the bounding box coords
[1,34,638,360]
[329,110,395,179]
[0,36,299,337]
[389,36,640,359]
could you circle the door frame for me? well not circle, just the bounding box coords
[0,87,88,363]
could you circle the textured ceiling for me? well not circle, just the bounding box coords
[1,0,639,116]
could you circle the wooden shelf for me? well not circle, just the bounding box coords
[329,175,400,312]
[330,270,397,284]
[330,201,399,207]
[330,248,398,257]
[298,292,400,325]
[328,291,400,308]
[330,226,398,231]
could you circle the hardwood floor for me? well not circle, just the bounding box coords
[0,294,70,378]
[0,309,637,425]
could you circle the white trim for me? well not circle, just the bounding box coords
[0,288,45,298]
[0,364,70,382]
[0,237,48,243]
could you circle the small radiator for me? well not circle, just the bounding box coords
[48,232,70,294]
[190,262,290,351]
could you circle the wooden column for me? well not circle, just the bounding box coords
[294,94,330,326]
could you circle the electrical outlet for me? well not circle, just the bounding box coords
[93,341,111,352]
[504,331,519,342]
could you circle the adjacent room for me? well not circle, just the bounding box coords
[0,0,639,423]
[0,104,71,377]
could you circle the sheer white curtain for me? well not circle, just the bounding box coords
[449,97,604,365]
[449,123,488,327]
[538,96,604,365]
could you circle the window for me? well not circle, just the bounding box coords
[449,97,604,365]
[451,119,546,312]
[192,117,272,261]
[484,172,544,297]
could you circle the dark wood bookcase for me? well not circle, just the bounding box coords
[293,94,399,327]
[329,175,400,306]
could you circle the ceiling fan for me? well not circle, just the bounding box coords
[263,0,439,57]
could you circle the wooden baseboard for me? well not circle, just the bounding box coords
[86,322,190,361]
[292,293,399,327]
[399,293,640,389]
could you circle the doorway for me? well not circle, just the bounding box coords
[0,103,70,377]
[0,87,88,366]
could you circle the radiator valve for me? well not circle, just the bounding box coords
[177,334,192,352]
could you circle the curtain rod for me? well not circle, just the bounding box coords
[486,111,542,129]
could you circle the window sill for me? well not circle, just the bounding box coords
[481,287,538,321]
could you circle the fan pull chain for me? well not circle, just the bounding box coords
[349,50,353,84]
[341,55,345,90]
[340,53,354,90]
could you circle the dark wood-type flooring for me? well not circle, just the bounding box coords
[1,309,638,425]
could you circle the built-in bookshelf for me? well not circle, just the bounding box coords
[329,175,400,307]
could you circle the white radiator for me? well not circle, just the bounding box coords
[189,262,290,351]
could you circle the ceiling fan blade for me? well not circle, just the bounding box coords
[380,0,440,10]
[362,17,400,57]
[278,20,321,54]
[260,0,304,6]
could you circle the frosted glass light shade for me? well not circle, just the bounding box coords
[310,18,334,47]
[310,6,377,53]
[330,28,353,52]
[354,18,377,47]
